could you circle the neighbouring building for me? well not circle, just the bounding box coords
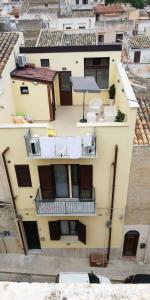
[94,4,134,44]
[0,30,138,261]
[0,32,24,254]
[125,36,150,64]
[124,96,150,263]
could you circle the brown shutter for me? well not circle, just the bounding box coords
[78,221,86,244]
[48,221,60,240]
[15,165,32,187]
[79,165,93,199]
[38,165,55,199]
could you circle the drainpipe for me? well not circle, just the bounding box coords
[107,145,118,263]
[2,147,27,255]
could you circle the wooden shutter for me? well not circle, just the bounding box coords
[49,221,60,240]
[78,221,86,244]
[38,165,55,199]
[15,165,32,187]
[79,165,93,199]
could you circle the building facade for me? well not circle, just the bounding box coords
[0,31,138,261]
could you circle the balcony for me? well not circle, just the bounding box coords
[35,188,96,216]
[24,129,96,159]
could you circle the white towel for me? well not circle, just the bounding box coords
[67,136,82,159]
[55,137,67,157]
[39,137,55,158]
[82,135,92,147]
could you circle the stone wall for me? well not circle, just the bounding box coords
[125,146,150,224]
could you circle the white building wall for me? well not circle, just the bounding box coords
[137,20,150,34]
[52,17,95,30]
[129,48,150,63]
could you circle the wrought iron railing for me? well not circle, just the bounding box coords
[24,130,96,158]
[35,188,95,215]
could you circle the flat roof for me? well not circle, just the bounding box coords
[11,66,57,84]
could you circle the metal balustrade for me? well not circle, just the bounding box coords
[35,188,96,216]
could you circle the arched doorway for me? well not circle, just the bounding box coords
[123,230,139,257]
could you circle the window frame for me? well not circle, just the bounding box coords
[116,33,123,43]
[84,57,109,89]
[20,86,29,95]
[98,34,104,43]
[40,58,50,67]
[60,220,78,236]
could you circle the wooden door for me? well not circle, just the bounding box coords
[23,221,41,250]
[59,71,72,105]
[38,165,55,199]
[123,230,139,256]
[79,165,93,199]
[134,51,141,63]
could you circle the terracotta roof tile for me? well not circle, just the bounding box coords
[134,97,150,145]
[37,30,96,47]
[11,65,56,83]
[0,32,19,76]
[129,36,150,49]
[94,4,125,14]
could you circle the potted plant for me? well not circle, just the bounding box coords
[109,84,116,106]
[115,110,125,122]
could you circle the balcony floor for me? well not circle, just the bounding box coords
[51,106,84,136]
[50,105,115,136]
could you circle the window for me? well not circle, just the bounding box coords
[116,34,123,42]
[49,220,86,244]
[98,35,104,43]
[38,164,93,200]
[40,59,50,67]
[20,86,29,94]
[84,57,109,89]
[134,51,141,63]
[79,26,86,29]
[82,0,88,4]
[15,165,32,187]
[53,165,69,198]
[96,14,99,21]
[65,26,71,30]
[60,220,78,235]
[76,0,79,4]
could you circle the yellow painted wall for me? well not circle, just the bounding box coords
[12,80,51,121]
[0,106,137,251]
[24,50,121,105]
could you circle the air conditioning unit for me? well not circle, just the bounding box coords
[17,54,26,68]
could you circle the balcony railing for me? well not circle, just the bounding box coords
[35,188,96,216]
[24,130,96,159]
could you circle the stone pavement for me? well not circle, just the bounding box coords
[0,254,150,281]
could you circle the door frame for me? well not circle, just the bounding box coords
[122,230,139,257]
[59,71,72,106]
[23,221,41,250]
[47,85,55,121]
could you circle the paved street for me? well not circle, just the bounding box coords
[0,254,149,282]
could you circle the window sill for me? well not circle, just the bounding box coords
[60,235,78,242]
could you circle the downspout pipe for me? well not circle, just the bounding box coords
[107,145,118,263]
[2,147,27,255]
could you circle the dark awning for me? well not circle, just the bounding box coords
[70,76,100,93]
